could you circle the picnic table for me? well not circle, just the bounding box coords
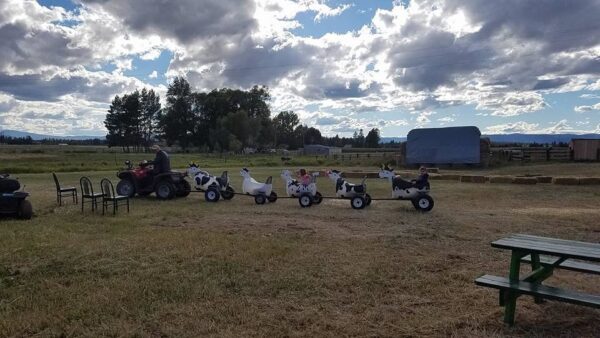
[475,234,600,325]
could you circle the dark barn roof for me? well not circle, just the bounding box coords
[406,126,481,164]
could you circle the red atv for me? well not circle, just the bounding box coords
[116,161,190,200]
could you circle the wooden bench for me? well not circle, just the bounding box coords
[475,274,600,308]
[475,234,600,325]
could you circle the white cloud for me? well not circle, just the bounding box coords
[149,71,158,79]
[1,0,600,135]
[574,103,600,113]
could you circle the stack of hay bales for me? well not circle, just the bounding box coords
[488,176,514,184]
[460,175,487,183]
[552,177,580,185]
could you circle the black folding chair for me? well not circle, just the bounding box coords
[80,177,103,213]
[100,178,129,215]
[52,172,77,206]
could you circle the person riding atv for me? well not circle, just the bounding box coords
[148,144,170,175]
[115,145,190,200]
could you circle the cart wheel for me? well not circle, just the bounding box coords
[413,195,434,212]
[221,186,235,200]
[255,194,267,205]
[299,193,313,208]
[205,187,220,202]
[365,193,372,206]
[313,191,323,204]
[351,196,366,210]
[268,191,278,203]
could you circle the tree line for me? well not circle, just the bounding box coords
[104,77,381,152]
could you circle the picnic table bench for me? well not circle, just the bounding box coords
[475,234,600,325]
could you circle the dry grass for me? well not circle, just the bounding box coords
[0,165,599,337]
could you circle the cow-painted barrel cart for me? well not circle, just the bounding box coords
[240,168,278,204]
[324,169,372,209]
[378,166,434,212]
[185,163,235,202]
[280,170,323,208]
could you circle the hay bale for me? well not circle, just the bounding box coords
[535,176,553,184]
[512,177,538,185]
[488,176,514,184]
[552,177,580,185]
[460,175,486,183]
[578,177,600,185]
[440,174,461,181]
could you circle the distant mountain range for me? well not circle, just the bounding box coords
[0,129,104,141]
[1,129,599,144]
[382,133,600,144]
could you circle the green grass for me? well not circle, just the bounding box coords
[0,145,394,174]
[0,150,599,336]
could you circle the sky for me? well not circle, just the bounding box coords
[0,0,599,137]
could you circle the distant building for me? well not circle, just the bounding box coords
[570,139,600,161]
[406,126,481,164]
[302,144,342,156]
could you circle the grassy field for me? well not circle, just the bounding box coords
[0,145,392,174]
[0,151,599,336]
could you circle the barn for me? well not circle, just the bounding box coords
[302,144,342,156]
[406,126,481,165]
[570,139,600,161]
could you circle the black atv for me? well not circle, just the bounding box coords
[115,161,191,200]
[0,174,33,219]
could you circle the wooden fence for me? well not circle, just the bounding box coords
[493,147,571,162]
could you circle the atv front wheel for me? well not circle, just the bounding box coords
[351,196,366,210]
[155,181,176,200]
[299,193,313,208]
[254,194,267,205]
[205,187,220,202]
[413,195,434,212]
[221,186,235,200]
[313,191,323,204]
[18,200,33,219]
[116,179,135,197]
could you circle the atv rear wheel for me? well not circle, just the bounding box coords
[18,200,33,219]
[155,181,175,200]
[116,179,135,197]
